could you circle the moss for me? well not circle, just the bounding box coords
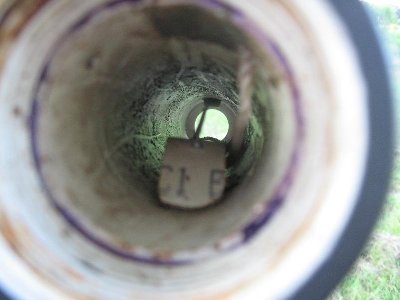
[101,38,269,194]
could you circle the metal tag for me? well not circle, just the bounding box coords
[159,138,226,209]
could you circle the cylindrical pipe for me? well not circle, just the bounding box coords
[0,1,394,299]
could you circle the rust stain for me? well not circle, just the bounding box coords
[12,105,22,117]
[66,186,79,204]
[61,265,85,282]
[0,211,54,284]
[39,154,52,165]
[0,0,50,77]
[153,251,173,261]
[268,76,280,89]
[266,184,328,272]
[117,240,135,252]
[0,1,20,27]
[94,184,118,199]
[9,213,85,282]
[209,284,252,300]
[0,209,19,253]
[84,50,102,70]
[0,209,95,299]
[83,160,97,176]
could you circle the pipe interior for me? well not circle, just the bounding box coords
[36,3,294,258]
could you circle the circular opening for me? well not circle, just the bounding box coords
[194,108,230,140]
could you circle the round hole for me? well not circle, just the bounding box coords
[194,109,230,141]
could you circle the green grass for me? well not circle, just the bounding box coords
[329,153,400,299]
[325,5,400,298]
[195,108,230,140]
[369,4,400,142]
